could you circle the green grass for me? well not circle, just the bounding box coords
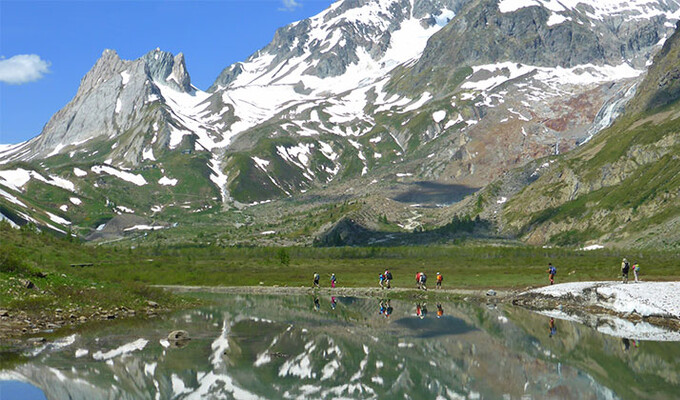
[2,220,679,331]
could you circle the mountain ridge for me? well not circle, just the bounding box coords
[1,0,680,247]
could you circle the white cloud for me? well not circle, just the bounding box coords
[0,54,51,85]
[279,0,301,11]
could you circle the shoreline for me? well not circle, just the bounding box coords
[3,282,680,344]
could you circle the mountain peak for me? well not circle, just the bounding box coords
[141,49,192,92]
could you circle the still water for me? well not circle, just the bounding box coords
[1,293,680,399]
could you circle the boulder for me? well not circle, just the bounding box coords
[168,330,190,341]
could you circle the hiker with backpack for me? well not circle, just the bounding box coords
[632,262,640,282]
[330,273,337,288]
[313,272,320,288]
[415,272,421,289]
[547,263,557,285]
[379,272,385,289]
[621,258,630,283]
[436,272,443,289]
[384,269,392,289]
[419,272,427,290]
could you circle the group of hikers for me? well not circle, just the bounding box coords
[546,258,641,285]
[620,258,640,283]
[313,272,336,288]
[415,271,444,290]
[315,259,641,290]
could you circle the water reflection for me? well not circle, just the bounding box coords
[0,293,679,400]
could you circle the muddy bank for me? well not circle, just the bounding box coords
[0,303,167,345]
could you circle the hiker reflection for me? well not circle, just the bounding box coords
[379,299,392,318]
[416,303,428,319]
[622,338,631,351]
[330,296,337,310]
[436,304,444,318]
[313,297,320,311]
[549,317,557,337]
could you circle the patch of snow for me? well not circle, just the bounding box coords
[75,349,89,358]
[120,70,130,86]
[432,110,447,123]
[252,157,270,171]
[0,187,27,208]
[142,148,156,161]
[547,13,571,26]
[45,211,71,226]
[73,168,87,177]
[115,98,122,114]
[497,196,507,204]
[124,225,165,232]
[115,205,135,214]
[580,244,605,251]
[69,197,82,206]
[260,230,276,235]
[91,165,147,186]
[59,205,68,212]
[158,176,178,186]
[528,281,680,322]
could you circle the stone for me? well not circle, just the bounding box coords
[20,279,35,289]
[486,289,497,297]
[147,301,159,308]
[0,310,9,317]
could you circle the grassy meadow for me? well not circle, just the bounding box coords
[3,221,679,296]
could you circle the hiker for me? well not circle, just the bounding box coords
[419,272,427,290]
[384,269,392,289]
[436,272,443,289]
[330,273,337,288]
[621,258,630,283]
[632,262,640,283]
[547,263,557,285]
[313,272,320,288]
[379,273,385,289]
[436,303,444,318]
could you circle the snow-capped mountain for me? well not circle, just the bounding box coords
[1,0,680,242]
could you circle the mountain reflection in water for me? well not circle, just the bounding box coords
[1,293,679,400]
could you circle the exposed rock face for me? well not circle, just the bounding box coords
[24,48,192,162]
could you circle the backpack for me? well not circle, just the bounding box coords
[549,266,556,275]
[386,271,392,280]
[623,262,630,273]
[437,274,443,282]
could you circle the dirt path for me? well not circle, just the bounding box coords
[156,285,517,300]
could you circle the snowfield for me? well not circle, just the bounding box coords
[524,281,680,341]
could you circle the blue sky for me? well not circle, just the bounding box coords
[0,0,333,145]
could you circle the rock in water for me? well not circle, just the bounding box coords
[168,330,190,341]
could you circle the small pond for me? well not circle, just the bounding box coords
[1,293,680,399]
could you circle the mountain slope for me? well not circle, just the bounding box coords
[2,0,680,245]
[499,22,680,248]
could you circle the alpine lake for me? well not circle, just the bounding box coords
[1,291,680,400]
